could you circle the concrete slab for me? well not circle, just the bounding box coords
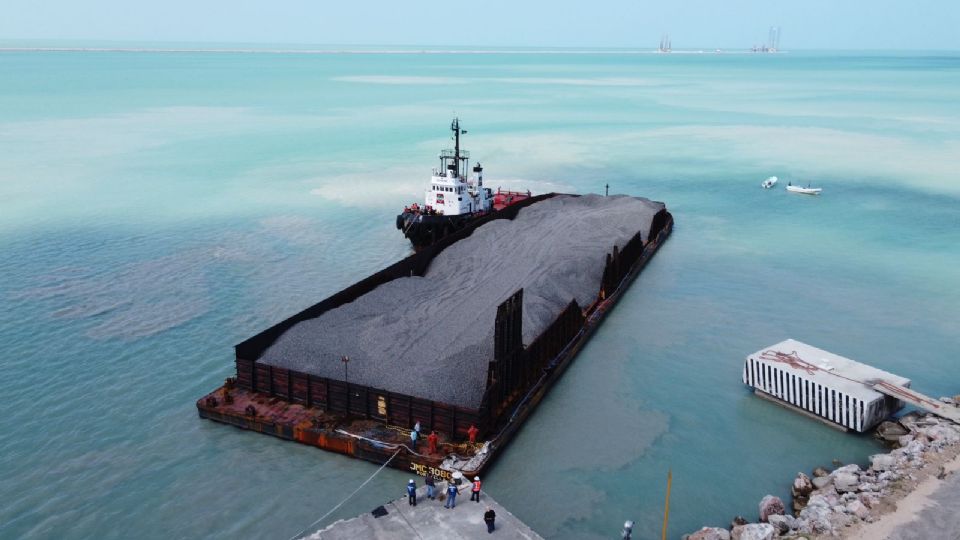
[747,339,911,402]
[308,484,543,540]
[868,381,960,424]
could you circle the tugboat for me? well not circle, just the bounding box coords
[396,119,531,248]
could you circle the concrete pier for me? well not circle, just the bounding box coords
[307,484,543,539]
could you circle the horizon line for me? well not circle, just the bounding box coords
[1,39,958,54]
[1,46,786,55]
[1,45,958,55]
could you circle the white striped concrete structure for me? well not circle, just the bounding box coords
[742,339,911,432]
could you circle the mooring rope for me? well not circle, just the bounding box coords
[287,448,402,540]
[334,429,436,458]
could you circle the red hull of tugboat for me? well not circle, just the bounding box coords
[397,189,533,248]
[491,189,532,211]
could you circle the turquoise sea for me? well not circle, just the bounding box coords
[1,46,959,539]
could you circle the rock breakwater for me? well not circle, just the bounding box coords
[684,403,960,540]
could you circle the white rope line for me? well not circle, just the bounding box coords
[335,429,432,458]
[287,448,402,540]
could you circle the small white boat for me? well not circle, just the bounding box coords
[786,184,822,195]
[761,176,778,189]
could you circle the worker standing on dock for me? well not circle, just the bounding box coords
[410,428,418,451]
[425,473,436,500]
[444,481,458,509]
[471,476,482,502]
[484,507,496,533]
[407,479,417,506]
[427,430,439,454]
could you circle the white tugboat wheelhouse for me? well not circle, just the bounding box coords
[427,118,493,216]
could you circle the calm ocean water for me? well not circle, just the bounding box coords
[1,47,958,539]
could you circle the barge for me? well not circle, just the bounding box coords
[198,193,673,480]
[396,118,531,248]
[742,339,911,432]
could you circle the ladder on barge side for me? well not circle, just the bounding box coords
[866,379,960,424]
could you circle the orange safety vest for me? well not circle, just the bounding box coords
[472,480,482,492]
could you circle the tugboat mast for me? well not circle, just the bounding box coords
[451,117,467,177]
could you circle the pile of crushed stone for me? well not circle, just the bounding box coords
[259,194,664,408]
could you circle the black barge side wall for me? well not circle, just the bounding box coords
[235,357,482,439]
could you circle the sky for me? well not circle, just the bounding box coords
[2,0,959,50]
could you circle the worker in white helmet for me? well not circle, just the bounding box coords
[470,476,482,502]
[406,478,417,506]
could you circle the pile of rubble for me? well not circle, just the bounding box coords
[683,403,960,540]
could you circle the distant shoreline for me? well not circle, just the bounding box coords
[0,46,781,55]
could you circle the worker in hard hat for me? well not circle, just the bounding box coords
[467,424,479,443]
[406,479,417,506]
[427,430,439,455]
[444,480,458,509]
[470,476,482,502]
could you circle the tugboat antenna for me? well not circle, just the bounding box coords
[452,118,460,171]
[451,117,468,177]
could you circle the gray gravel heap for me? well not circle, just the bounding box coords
[259,194,664,409]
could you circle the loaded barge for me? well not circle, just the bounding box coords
[198,192,672,481]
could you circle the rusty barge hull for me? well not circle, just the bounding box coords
[197,194,673,479]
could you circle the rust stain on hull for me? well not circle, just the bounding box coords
[197,385,471,475]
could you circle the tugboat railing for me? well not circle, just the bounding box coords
[439,148,470,159]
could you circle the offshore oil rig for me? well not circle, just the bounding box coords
[752,26,782,53]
